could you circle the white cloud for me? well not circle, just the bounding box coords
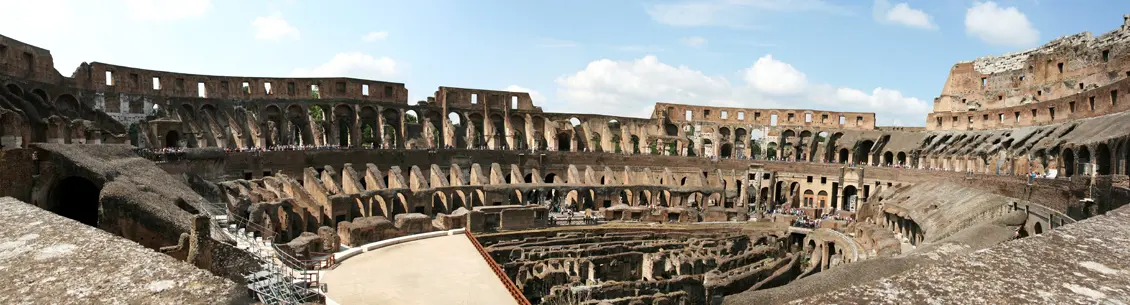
[362,31,388,42]
[555,56,735,117]
[290,52,398,79]
[965,1,1039,47]
[646,0,850,29]
[554,55,929,126]
[872,0,937,30]
[252,14,300,41]
[743,55,807,95]
[505,85,548,105]
[682,36,708,48]
[124,0,211,21]
[535,38,578,48]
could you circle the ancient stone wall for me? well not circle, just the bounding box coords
[930,16,1130,130]
[655,102,876,130]
[0,34,65,85]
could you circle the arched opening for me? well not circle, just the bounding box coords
[774,181,785,205]
[5,83,24,97]
[581,190,595,210]
[1078,146,1092,175]
[619,190,631,205]
[630,135,641,154]
[854,140,875,165]
[1034,222,1044,235]
[803,190,814,208]
[1063,148,1076,177]
[816,191,829,209]
[508,190,522,205]
[511,115,528,150]
[405,110,419,124]
[896,152,907,166]
[838,148,849,164]
[720,143,733,159]
[638,190,651,206]
[450,192,466,210]
[544,173,557,184]
[470,191,484,207]
[556,132,571,152]
[883,151,894,166]
[390,194,408,218]
[489,114,505,149]
[431,192,447,214]
[49,176,102,226]
[55,94,81,119]
[1096,143,1111,175]
[31,89,47,102]
[841,185,858,211]
[381,108,402,148]
[165,130,180,148]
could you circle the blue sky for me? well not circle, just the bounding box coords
[2,0,1127,126]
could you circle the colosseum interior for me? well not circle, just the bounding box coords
[2,12,1130,305]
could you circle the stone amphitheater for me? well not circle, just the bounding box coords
[2,14,1130,305]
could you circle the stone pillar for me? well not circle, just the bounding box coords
[376,107,387,148]
[327,118,339,147]
[351,114,361,148]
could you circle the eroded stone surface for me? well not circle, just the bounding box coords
[792,204,1130,304]
[0,197,246,305]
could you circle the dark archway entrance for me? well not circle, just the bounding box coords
[1096,143,1111,175]
[841,185,858,211]
[556,132,571,152]
[165,130,180,148]
[49,177,101,226]
[854,141,874,165]
[838,148,848,164]
[1063,148,1076,177]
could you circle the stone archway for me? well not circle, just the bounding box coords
[48,176,102,226]
[165,130,180,148]
[842,185,858,211]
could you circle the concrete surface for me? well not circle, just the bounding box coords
[322,234,518,305]
[0,197,246,305]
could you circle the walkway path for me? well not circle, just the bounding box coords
[321,234,518,305]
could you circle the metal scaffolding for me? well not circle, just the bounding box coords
[204,201,327,304]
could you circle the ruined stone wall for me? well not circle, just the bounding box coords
[0,34,65,85]
[930,16,1130,130]
[655,102,876,130]
[0,148,33,200]
[76,62,409,102]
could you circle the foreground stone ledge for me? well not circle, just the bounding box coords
[0,197,247,305]
[791,203,1130,304]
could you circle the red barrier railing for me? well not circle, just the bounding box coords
[464,229,532,305]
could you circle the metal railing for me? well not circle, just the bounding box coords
[208,203,328,304]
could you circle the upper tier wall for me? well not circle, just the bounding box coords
[0,35,66,85]
[928,75,1130,131]
[75,62,409,103]
[435,87,539,112]
[932,17,1130,117]
[654,102,876,130]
